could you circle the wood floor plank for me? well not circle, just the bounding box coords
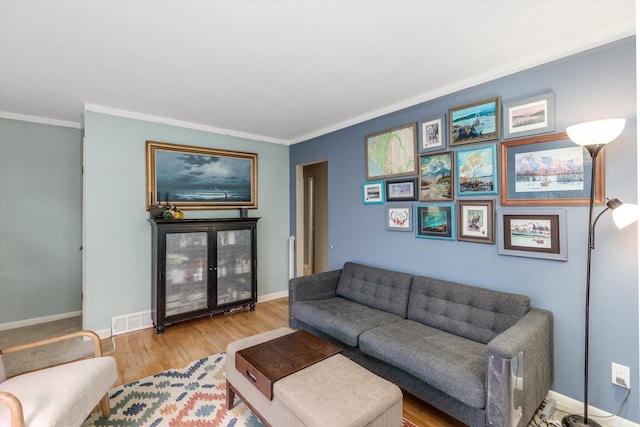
[109,297,463,427]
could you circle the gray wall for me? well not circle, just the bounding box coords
[0,118,82,323]
[289,38,638,422]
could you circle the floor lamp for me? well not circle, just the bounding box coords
[563,118,639,427]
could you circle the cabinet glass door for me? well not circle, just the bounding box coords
[165,231,208,316]
[216,229,252,305]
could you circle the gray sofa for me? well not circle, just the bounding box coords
[288,262,553,427]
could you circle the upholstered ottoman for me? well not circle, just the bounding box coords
[226,327,403,427]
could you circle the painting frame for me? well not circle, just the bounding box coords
[455,144,498,196]
[145,140,257,211]
[419,115,447,154]
[419,151,454,202]
[386,177,418,202]
[415,204,455,240]
[365,122,418,180]
[386,205,414,232]
[497,208,568,261]
[457,199,495,244]
[449,96,501,146]
[503,91,555,139]
[500,132,604,206]
[363,180,385,204]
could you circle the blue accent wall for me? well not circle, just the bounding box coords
[290,38,638,422]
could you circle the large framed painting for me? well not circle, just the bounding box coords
[419,151,453,201]
[146,141,258,210]
[415,204,455,240]
[500,132,604,206]
[497,208,568,261]
[365,122,418,180]
[449,97,501,146]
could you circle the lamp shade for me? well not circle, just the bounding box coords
[566,118,626,146]
[612,202,640,229]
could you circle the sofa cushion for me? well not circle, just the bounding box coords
[408,276,530,344]
[360,320,487,409]
[335,262,413,317]
[291,297,404,347]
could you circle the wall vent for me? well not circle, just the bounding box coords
[111,310,153,335]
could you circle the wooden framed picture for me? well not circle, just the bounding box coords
[419,151,453,201]
[415,204,455,240]
[363,181,385,204]
[419,115,447,154]
[449,97,501,146]
[386,205,413,231]
[497,208,568,261]
[386,177,418,202]
[146,141,257,210]
[503,91,555,139]
[500,132,604,206]
[365,122,418,180]
[457,199,495,244]
[455,144,498,196]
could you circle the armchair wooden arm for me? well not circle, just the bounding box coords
[0,330,104,359]
[0,391,24,427]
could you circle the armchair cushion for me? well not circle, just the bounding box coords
[0,356,117,427]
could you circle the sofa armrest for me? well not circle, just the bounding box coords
[0,392,24,427]
[289,269,342,303]
[486,308,553,427]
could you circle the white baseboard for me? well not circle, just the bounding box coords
[548,390,639,427]
[257,290,288,302]
[0,310,82,331]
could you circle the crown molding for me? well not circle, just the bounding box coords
[0,111,82,129]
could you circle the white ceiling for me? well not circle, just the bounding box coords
[0,0,635,145]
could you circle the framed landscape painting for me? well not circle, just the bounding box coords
[500,132,604,206]
[456,144,497,196]
[386,177,418,202]
[365,122,418,180]
[419,151,453,201]
[146,141,257,210]
[503,91,555,139]
[497,208,567,261]
[449,97,501,146]
[363,181,385,204]
[415,204,455,240]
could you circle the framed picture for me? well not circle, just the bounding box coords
[365,122,418,180]
[419,115,447,154]
[497,208,568,261]
[386,205,413,231]
[503,91,555,139]
[146,141,257,211]
[363,181,385,204]
[500,132,604,206]
[457,199,495,244]
[386,178,418,202]
[419,151,453,201]
[456,144,498,196]
[449,97,501,146]
[415,204,455,240]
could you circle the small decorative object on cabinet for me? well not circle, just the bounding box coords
[149,217,259,334]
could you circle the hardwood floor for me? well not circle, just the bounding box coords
[109,298,464,427]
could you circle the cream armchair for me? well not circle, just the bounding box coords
[0,330,117,427]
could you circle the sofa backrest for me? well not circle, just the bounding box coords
[336,262,413,317]
[408,275,530,344]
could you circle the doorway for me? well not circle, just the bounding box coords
[295,161,329,277]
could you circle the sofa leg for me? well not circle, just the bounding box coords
[100,393,111,417]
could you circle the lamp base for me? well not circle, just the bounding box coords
[562,414,603,427]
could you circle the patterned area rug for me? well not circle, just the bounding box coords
[84,352,419,427]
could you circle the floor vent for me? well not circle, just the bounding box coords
[111,310,153,335]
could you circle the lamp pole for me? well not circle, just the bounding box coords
[562,144,603,427]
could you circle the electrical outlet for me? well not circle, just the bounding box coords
[611,363,631,389]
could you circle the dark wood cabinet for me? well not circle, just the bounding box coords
[149,218,258,334]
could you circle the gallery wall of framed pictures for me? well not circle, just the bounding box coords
[362,89,587,261]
